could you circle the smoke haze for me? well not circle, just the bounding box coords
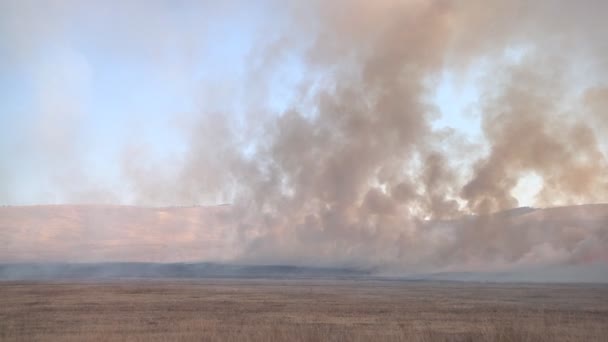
[1,0,607,276]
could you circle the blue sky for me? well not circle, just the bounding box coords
[0,1,265,203]
[1,0,530,206]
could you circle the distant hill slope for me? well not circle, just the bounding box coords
[0,205,234,263]
[1,204,607,275]
[0,262,370,281]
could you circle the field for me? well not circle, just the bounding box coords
[1,279,607,341]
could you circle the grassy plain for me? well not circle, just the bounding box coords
[1,279,607,341]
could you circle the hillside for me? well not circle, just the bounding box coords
[0,205,233,263]
[1,204,606,269]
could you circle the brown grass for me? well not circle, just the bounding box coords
[1,279,607,341]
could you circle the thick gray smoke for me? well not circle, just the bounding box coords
[1,0,607,273]
[200,0,608,270]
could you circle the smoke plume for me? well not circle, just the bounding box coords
[1,0,607,273]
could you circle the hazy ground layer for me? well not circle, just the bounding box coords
[1,279,607,341]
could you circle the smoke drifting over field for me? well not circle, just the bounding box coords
[1,0,607,274]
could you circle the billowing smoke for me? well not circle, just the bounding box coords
[202,0,608,270]
[1,0,607,274]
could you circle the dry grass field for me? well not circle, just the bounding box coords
[1,279,607,341]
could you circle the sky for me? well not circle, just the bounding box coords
[1,1,264,204]
[0,0,495,206]
[1,0,607,212]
